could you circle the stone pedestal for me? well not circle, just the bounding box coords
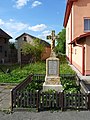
[43,55,63,92]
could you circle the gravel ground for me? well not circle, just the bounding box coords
[0,111,90,120]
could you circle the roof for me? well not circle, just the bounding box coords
[63,0,78,27]
[0,28,12,39]
[69,32,90,44]
[15,33,50,47]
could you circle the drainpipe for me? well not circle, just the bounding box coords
[70,10,72,64]
[75,41,85,75]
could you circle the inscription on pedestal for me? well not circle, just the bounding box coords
[48,60,58,75]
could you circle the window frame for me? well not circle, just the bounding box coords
[84,18,90,32]
[24,37,27,41]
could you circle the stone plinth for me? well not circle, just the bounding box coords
[43,83,63,92]
[43,56,63,92]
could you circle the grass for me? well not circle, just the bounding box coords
[0,61,75,83]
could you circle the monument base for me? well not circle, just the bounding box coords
[45,76,61,85]
[43,82,63,92]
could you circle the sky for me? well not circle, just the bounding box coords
[0,0,66,43]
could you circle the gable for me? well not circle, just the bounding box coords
[0,28,12,39]
[16,33,50,47]
[64,0,78,27]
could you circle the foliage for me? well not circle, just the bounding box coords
[25,80,43,91]
[60,63,75,74]
[9,43,16,49]
[21,42,35,55]
[0,60,75,83]
[33,38,45,61]
[55,29,66,54]
[21,38,44,61]
[60,77,80,93]
[44,89,56,93]
[0,62,46,83]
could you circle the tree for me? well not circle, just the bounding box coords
[55,29,66,54]
[9,43,16,49]
[34,38,45,61]
[21,38,44,62]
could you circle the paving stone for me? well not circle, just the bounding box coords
[0,88,4,92]
[0,85,16,110]
[0,92,7,97]
[0,99,10,109]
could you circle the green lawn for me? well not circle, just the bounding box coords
[0,61,75,83]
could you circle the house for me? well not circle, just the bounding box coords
[15,33,51,63]
[0,28,12,63]
[64,0,90,76]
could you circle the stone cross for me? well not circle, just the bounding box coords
[47,30,59,52]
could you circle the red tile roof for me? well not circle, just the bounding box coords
[63,0,78,27]
[69,32,90,44]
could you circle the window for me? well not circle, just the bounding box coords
[24,37,27,41]
[84,18,90,31]
[5,51,7,57]
[0,46,2,52]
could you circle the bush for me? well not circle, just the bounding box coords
[60,77,80,93]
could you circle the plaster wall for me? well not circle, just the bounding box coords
[73,0,90,39]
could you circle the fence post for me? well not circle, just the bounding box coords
[36,90,39,112]
[60,91,64,111]
[10,89,13,112]
[88,93,90,110]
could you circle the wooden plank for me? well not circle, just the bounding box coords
[78,93,81,109]
[42,92,44,108]
[56,92,59,108]
[10,89,13,111]
[60,92,64,110]
[27,91,29,107]
[52,92,54,108]
[71,93,74,108]
[64,93,67,108]
[75,93,77,109]
[20,92,23,107]
[16,91,20,107]
[81,93,84,108]
[85,94,88,109]
[29,91,32,107]
[48,93,51,107]
[36,90,39,111]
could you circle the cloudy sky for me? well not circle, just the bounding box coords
[0,0,66,42]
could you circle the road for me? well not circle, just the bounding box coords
[0,111,90,120]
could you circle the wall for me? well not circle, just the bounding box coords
[72,0,90,39]
[41,47,51,60]
[17,35,33,63]
[17,35,51,63]
[66,12,71,58]
[72,45,82,73]
[85,36,90,75]
[0,38,9,63]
